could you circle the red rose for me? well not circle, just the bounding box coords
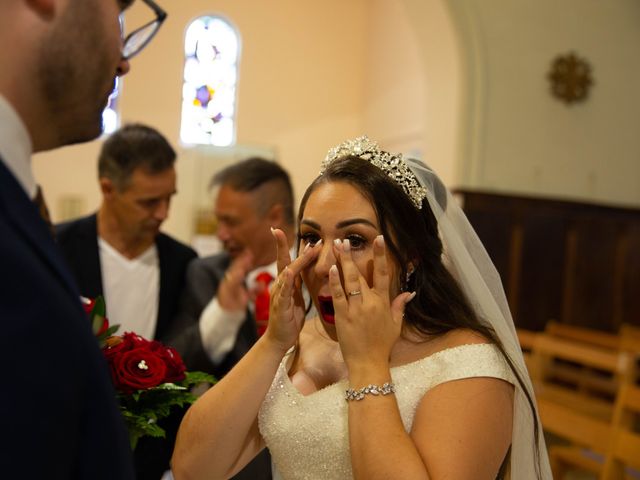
[151,342,186,383]
[122,332,150,348]
[111,347,168,394]
[82,297,96,315]
[103,332,137,363]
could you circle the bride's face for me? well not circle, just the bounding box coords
[299,181,400,337]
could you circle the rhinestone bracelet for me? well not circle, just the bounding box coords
[345,382,396,401]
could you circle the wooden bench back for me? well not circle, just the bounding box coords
[601,383,640,479]
[530,333,633,421]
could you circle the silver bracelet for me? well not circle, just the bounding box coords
[345,382,396,401]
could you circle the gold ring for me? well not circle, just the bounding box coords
[348,290,362,297]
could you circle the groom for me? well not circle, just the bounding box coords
[0,0,166,478]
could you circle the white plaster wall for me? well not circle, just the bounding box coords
[33,0,367,243]
[361,0,461,187]
[31,0,640,248]
[449,0,640,207]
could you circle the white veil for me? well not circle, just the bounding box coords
[405,158,552,479]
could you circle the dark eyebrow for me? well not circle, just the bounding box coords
[300,218,377,230]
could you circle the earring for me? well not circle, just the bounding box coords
[401,266,415,292]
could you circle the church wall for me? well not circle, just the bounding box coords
[449,0,640,207]
[32,0,640,247]
[33,0,368,243]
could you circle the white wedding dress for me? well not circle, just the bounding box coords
[258,343,515,480]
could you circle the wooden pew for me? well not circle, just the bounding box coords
[528,328,639,479]
[530,333,632,421]
[545,320,620,349]
[517,322,640,478]
[540,321,640,398]
[601,383,640,479]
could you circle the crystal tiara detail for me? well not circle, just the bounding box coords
[321,135,428,209]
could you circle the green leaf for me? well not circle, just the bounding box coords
[92,295,106,318]
[182,371,216,387]
[103,324,121,337]
[121,409,167,450]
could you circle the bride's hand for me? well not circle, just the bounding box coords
[330,235,414,371]
[265,228,319,353]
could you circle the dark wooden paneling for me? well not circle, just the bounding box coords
[464,209,512,295]
[566,215,619,331]
[517,213,566,331]
[621,225,640,325]
[456,190,640,332]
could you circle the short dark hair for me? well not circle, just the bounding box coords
[211,157,295,225]
[98,123,176,190]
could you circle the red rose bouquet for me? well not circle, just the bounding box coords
[84,296,215,449]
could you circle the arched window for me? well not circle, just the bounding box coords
[181,16,240,146]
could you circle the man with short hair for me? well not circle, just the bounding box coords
[57,123,196,342]
[169,157,297,480]
[56,123,197,480]
[0,0,166,478]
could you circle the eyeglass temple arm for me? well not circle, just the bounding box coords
[143,0,167,21]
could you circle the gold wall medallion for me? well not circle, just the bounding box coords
[548,52,593,104]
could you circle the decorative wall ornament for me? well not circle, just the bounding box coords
[548,52,593,104]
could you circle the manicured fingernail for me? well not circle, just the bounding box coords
[343,239,351,252]
[406,291,416,303]
[375,235,384,247]
[270,227,276,235]
[315,239,323,248]
[303,243,311,253]
[330,264,338,276]
[333,238,342,247]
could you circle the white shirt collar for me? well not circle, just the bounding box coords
[0,94,35,198]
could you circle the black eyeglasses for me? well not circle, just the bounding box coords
[121,0,167,60]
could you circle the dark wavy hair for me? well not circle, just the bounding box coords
[298,155,542,478]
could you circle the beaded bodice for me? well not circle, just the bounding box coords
[258,343,515,480]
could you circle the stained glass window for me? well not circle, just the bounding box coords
[181,16,240,146]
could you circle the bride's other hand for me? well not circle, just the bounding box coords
[266,228,320,352]
[330,235,413,372]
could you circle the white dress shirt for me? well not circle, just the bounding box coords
[198,259,279,364]
[0,95,36,198]
[99,237,160,340]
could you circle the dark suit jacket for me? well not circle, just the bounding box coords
[168,253,259,378]
[0,161,135,479]
[55,213,197,480]
[55,213,198,340]
[168,253,272,480]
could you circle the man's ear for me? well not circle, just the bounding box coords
[266,203,285,226]
[99,177,116,198]
[25,0,56,20]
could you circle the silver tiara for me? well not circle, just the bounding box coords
[321,136,428,209]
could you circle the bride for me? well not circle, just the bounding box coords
[172,137,551,479]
